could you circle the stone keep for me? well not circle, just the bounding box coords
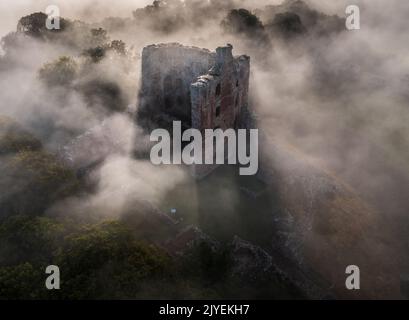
[138,43,251,177]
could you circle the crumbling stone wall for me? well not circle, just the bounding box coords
[190,44,250,132]
[189,44,250,178]
[139,43,215,130]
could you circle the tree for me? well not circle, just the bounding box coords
[78,79,127,113]
[55,221,171,299]
[221,9,265,38]
[1,118,81,217]
[109,40,126,56]
[267,12,307,39]
[17,12,69,39]
[0,148,81,217]
[89,28,109,47]
[0,263,45,299]
[0,116,42,155]
[39,56,78,86]
[132,0,186,34]
[83,46,106,63]
[0,215,65,266]
[17,12,49,38]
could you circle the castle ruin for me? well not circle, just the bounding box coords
[138,43,251,177]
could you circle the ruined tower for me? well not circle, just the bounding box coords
[138,43,251,177]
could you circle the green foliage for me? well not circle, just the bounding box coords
[39,49,128,112]
[222,9,265,37]
[17,12,70,39]
[0,117,80,216]
[0,116,42,155]
[0,132,41,155]
[0,217,173,299]
[0,149,81,216]
[55,221,171,299]
[83,46,106,63]
[268,12,307,38]
[81,27,111,62]
[109,40,126,56]
[132,0,186,34]
[90,28,109,47]
[0,215,65,266]
[83,40,127,63]
[17,12,49,38]
[12,150,79,195]
[15,12,112,52]
[78,79,127,113]
[260,0,344,39]
[0,263,45,299]
[39,56,78,86]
